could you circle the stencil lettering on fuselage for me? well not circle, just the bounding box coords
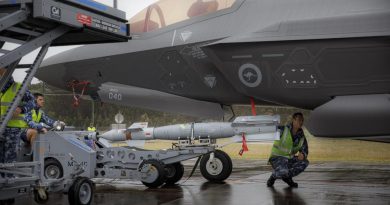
[108,88,122,101]
[180,45,207,59]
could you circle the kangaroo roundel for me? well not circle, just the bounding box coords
[238,63,262,87]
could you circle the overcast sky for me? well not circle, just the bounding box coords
[11,0,157,83]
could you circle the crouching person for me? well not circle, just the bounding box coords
[267,112,309,188]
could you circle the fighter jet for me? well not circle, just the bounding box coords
[36,0,390,141]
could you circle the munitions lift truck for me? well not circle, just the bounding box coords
[38,130,233,188]
[0,0,129,204]
[33,115,280,203]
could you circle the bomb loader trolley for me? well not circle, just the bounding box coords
[92,115,280,187]
[0,0,129,204]
[40,115,280,190]
[39,130,233,189]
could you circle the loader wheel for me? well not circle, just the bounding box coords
[165,162,184,185]
[68,177,94,205]
[139,159,166,188]
[33,188,49,204]
[44,158,63,179]
[200,150,232,182]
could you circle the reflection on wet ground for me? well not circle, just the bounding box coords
[15,161,390,205]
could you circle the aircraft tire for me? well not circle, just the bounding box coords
[200,150,232,182]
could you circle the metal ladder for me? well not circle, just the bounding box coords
[0,0,128,202]
[0,4,70,137]
[0,3,71,200]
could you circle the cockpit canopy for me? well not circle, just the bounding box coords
[130,0,236,33]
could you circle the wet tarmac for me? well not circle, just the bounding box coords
[14,160,390,205]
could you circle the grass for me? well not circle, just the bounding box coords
[139,129,390,163]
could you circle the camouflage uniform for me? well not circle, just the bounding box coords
[0,128,22,164]
[20,108,56,142]
[24,108,56,130]
[269,125,309,179]
[0,77,35,165]
[269,155,309,179]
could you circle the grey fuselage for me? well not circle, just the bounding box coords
[37,0,390,139]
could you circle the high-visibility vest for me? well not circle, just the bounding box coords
[0,82,26,128]
[87,126,96,131]
[17,109,43,129]
[32,109,42,123]
[270,126,305,159]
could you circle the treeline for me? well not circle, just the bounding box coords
[29,83,309,130]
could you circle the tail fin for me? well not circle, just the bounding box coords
[127,122,148,132]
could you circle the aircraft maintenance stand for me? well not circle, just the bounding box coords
[0,0,129,204]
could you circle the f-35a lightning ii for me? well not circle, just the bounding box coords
[36,0,390,141]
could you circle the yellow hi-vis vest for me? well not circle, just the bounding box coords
[270,126,305,159]
[0,82,26,128]
[17,109,42,128]
[31,109,43,123]
[87,126,96,131]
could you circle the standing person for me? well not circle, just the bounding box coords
[0,68,35,166]
[267,112,309,188]
[21,93,58,146]
[87,123,96,131]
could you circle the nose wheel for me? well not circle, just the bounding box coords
[200,150,232,182]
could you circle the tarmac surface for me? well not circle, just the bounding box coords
[14,160,390,205]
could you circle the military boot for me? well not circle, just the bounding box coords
[282,177,298,188]
[267,175,276,187]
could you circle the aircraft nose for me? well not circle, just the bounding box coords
[36,45,84,89]
[36,57,68,89]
